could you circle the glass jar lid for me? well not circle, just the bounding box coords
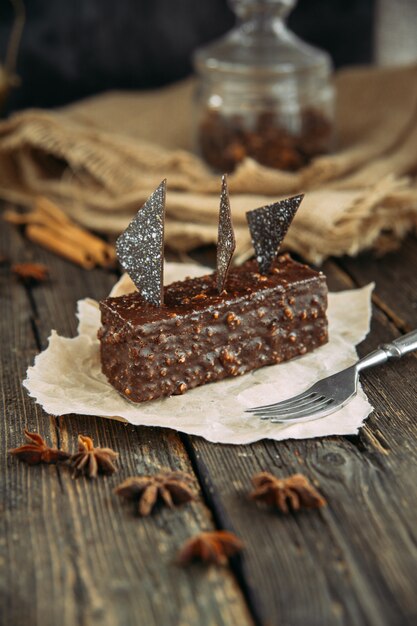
[193,0,333,82]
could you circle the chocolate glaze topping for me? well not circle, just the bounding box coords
[99,254,328,404]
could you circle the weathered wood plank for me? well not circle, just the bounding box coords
[0,225,73,626]
[3,213,417,626]
[0,220,254,626]
[337,235,417,332]
[183,257,417,626]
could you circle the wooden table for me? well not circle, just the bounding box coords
[1,217,417,626]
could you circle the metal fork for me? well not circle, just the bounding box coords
[246,329,417,424]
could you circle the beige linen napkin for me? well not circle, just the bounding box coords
[0,65,417,263]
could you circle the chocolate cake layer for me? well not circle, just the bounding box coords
[98,254,328,403]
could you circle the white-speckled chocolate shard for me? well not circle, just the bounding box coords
[216,174,236,293]
[246,194,304,275]
[116,180,166,307]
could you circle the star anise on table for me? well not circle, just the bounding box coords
[177,531,244,566]
[250,472,326,513]
[9,429,70,465]
[69,435,119,479]
[12,262,49,283]
[115,470,196,516]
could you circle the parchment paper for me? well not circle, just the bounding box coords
[23,263,374,444]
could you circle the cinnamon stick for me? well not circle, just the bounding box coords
[4,196,116,269]
[26,224,96,269]
[35,196,72,225]
[56,224,116,266]
[3,210,38,225]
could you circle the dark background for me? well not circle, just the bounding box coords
[0,0,374,113]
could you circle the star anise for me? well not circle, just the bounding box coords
[12,262,49,283]
[115,470,196,516]
[250,472,326,513]
[69,435,119,479]
[9,429,70,465]
[177,531,244,566]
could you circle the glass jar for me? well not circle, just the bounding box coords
[193,0,335,173]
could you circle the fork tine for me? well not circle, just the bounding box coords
[270,400,338,423]
[247,363,359,425]
[258,397,335,421]
[271,393,356,424]
[245,388,316,412]
[250,393,323,415]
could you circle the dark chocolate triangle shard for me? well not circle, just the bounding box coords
[116,180,166,306]
[216,174,236,293]
[246,194,304,275]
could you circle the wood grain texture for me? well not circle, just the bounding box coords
[0,221,253,626]
[338,235,417,332]
[184,256,417,626]
[1,212,417,626]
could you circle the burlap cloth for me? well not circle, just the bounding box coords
[1,64,417,263]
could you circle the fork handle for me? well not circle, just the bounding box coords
[357,328,417,372]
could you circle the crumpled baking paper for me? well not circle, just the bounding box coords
[23,262,374,444]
